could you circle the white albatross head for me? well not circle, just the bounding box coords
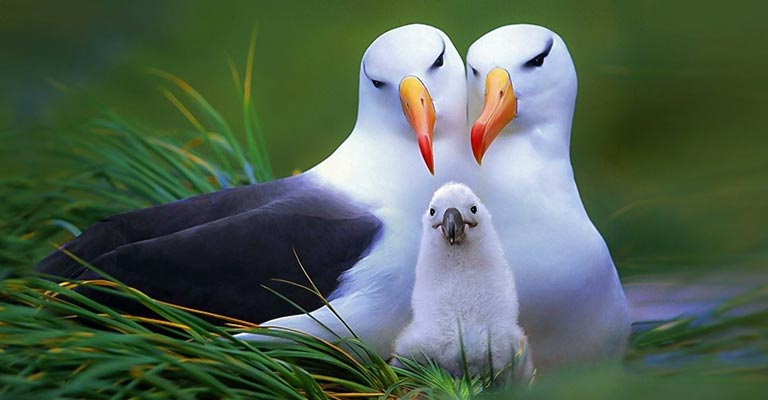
[466,24,577,164]
[356,24,466,174]
[424,182,491,246]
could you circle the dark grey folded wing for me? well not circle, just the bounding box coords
[37,175,383,323]
[39,175,322,276]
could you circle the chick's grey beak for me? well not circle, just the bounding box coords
[442,207,465,245]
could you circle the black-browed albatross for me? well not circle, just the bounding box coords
[466,24,630,370]
[38,24,471,356]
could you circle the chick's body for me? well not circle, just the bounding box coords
[393,183,533,380]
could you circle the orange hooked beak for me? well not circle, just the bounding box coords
[400,76,436,174]
[471,68,517,165]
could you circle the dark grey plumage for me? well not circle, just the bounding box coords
[37,174,382,323]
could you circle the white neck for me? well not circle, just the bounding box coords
[417,232,507,279]
[310,127,422,209]
[488,97,575,161]
[411,227,518,321]
[475,112,592,250]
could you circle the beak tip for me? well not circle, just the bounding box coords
[470,122,486,166]
[418,135,435,176]
[424,155,435,175]
[472,147,484,166]
[472,149,484,165]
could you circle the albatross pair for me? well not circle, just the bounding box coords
[39,23,629,370]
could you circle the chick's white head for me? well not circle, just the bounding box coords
[424,182,491,246]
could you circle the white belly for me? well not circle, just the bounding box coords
[481,170,630,370]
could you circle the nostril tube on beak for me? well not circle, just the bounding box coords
[442,207,465,245]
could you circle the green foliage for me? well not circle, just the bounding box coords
[0,270,536,399]
[0,271,765,398]
[0,276,383,399]
[0,63,272,270]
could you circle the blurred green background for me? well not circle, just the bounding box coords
[1,0,767,277]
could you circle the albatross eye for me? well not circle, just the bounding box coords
[525,39,554,68]
[431,51,445,69]
[470,206,477,214]
[371,79,385,88]
[429,208,436,216]
[525,54,546,68]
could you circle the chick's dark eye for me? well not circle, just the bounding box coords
[470,206,477,214]
[471,66,479,77]
[429,208,436,216]
[432,51,444,69]
[371,79,385,88]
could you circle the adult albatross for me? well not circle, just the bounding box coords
[38,24,470,356]
[466,24,630,370]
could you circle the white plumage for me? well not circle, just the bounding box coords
[466,24,630,371]
[393,183,533,380]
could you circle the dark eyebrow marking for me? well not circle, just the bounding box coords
[468,63,479,77]
[440,38,446,58]
[541,37,554,57]
[536,38,555,57]
[363,62,386,88]
[429,38,446,70]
